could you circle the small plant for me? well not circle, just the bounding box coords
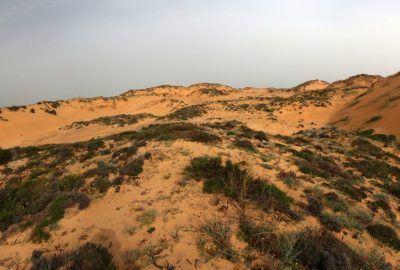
[306,196,324,216]
[31,243,116,270]
[0,148,12,165]
[320,211,362,231]
[136,209,157,226]
[185,156,292,212]
[234,139,256,152]
[165,105,206,120]
[93,178,111,193]
[119,157,144,177]
[198,220,238,261]
[278,171,299,188]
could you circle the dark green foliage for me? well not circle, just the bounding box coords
[45,109,57,115]
[199,88,227,96]
[254,131,268,141]
[65,113,155,129]
[344,158,400,180]
[114,123,221,144]
[248,179,292,211]
[165,105,206,120]
[295,230,366,270]
[31,243,116,270]
[92,178,111,193]
[119,158,144,177]
[87,139,105,152]
[234,139,256,152]
[239,218,378,270]
[323,192,349,212]
[333,179,367,201]
[277,135,309,145]
[293,149,353,181]
[320,213,343,232]
[307,196,324,216]
[112,145,138,159]
[368,196,396,221]
[186,156,292,212]
[32,192,90,242]
[0,148,12,165]
[0,175,87,232]
[200,220,238,261]
[367,224,400,251]
[351,139,384,158]
[143,151,152,160]
[238,217,273,253]
[385,182,400,199]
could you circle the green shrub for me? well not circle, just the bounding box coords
[320,211,362,231]
[93,178,111,193]
[119,158,144,177]
[345,158,400,180]
[0,148,12,165]
[367,224,400,251]
[136,209,157,226]
[31,243,116,270]
[295,230,366,270]
[199,220,238,261]
[186,156,292,212]
[234,139,256,152]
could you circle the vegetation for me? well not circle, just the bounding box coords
[31,243,116,270]
[0,174,89,240]
[0,148,12,165]
[367,224,400,251]
[65,113,155,129]
[165,105,206,120]
[185,156,292,212]
[198,220,238,261]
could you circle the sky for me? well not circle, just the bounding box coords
[0,0,399,107]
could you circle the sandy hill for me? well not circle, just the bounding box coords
[331,72,400,139]
[328,74,383,90]
[292,79,330,92]
[1,74,400,270]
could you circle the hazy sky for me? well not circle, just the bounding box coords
[1,0,399,107]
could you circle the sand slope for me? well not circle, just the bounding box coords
[331,72,400,138]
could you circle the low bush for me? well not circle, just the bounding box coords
[119,157,144,177]
[320,211,362,232]
[0,175,87,233]
[185,156,292,212]
[306,196,324,216]
[345,158,400,180]
[278,171,298,188]
[31,243,116,270]
[234,139,256,152]
[165,105,206,120]
[92,178,111,193]
[129,123,221,144]
[367,224,400,251]
[368,194,396,221]
[0,148,13,165]
[295,230,366,270]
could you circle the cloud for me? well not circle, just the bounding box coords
[0,0,399,106]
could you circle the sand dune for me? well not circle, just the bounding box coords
[331,72,400,139]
